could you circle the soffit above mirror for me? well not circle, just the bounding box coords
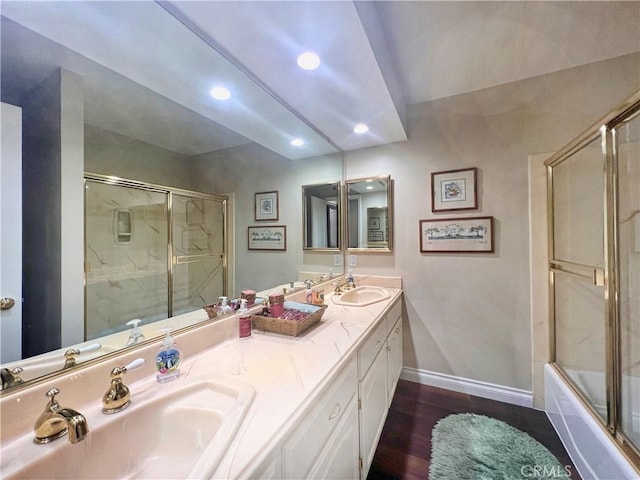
[4,1,633,161]
[0,1,339,160]
[164,1,409,152]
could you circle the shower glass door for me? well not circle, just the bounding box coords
[171,193,226,316]
[550,135,608,422]
[85,180,169,339]
[615,111,640,453]
[85,177,228,341]
[548,94,640,463]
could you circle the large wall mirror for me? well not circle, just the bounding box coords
[302,182,342,251]
[345,175,393,252]
[0,2,343,391]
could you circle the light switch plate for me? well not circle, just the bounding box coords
[349,255,357,267]
[333,254,341,266]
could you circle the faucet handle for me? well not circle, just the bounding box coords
[41,387,61,411]
[102,358,145,414]
[1,367,24,390]
[63,343,101,369]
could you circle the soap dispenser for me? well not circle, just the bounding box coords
[125,319,145,347]
[347,270,356,288]
[155,328,182,383]
[238,299,252,340]
[218,297,232,316]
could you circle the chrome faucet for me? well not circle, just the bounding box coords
[33,388,89,444]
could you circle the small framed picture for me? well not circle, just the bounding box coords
[420,216,494,253]
[431,167,477,212]
[368,230,384,242]
[255,191,279,221]
[248,225,286,251]
[368,217,380,230]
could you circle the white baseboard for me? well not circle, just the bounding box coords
[400,367,534,408]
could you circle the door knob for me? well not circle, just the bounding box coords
[0,297,16,310]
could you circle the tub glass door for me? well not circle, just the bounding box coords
[550,135,608,422]
[616,111,640,453]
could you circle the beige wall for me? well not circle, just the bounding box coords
[85,52,640,397]
[344,53,640,392]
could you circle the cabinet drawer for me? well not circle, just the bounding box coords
[282,357,357,479]
[358,319,387,378]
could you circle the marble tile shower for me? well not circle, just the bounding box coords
[85,180,225,340]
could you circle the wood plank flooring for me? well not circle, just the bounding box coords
[367,380,580,480]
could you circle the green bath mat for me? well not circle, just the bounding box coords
[429,413,567,480]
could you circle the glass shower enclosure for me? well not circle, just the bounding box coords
[547,92,640,465]
[84,175,228,339]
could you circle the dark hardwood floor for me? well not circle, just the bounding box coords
[367,380,580,480]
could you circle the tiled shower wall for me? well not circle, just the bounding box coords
[85,181,223,340]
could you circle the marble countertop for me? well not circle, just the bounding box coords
[210,286,402,477]
[0,275,402,479]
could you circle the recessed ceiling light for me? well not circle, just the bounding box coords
[297,52,320,70]
[291,138,305,147]
[210,86,231,100]
[354,123,369,134]
[366,185,374,190]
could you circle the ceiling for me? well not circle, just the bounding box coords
[2,1,638,160]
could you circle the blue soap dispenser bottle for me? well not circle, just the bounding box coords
[155,327,182,383]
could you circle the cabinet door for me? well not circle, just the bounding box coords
[282,358,357,479]
[359,349,388,478]
[248,449,282,479]
[387,318,403,405]
[308,396,360,480]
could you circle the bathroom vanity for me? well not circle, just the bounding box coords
[0,275,403,479]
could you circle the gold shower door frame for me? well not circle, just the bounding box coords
[84,173,229,340]
[546,91,640,468]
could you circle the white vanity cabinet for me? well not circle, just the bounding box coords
[247,295,403,480]
[358,298,403,478]
[282,356,359,479]
[386,314,403,406]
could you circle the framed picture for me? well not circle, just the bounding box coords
[368,230,384,242]
[368,217,380,230]
[431,167,477,212]
[248,225,286,251]
[255,191,279,221]
[420,216,494,253]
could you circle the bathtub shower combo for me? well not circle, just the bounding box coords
[545,92,640,478]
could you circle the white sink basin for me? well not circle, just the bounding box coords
[331,286,391,307]
[2,376,255,479]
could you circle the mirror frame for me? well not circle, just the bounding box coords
[302,181,342,252]
[344,175,393,253]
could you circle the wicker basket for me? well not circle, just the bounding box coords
[252,301,327,337]
[203,304,218,319]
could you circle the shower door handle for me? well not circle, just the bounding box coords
[549,261,606,287]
